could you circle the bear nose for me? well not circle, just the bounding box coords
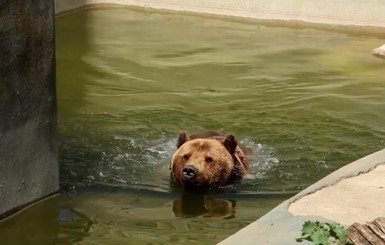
[182,165,197,179]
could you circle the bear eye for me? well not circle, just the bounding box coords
[183,154,190,160]
[205,156,213,163]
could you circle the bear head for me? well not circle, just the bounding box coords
[170,131,239,188]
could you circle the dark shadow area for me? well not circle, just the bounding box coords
[57,206,94,244]
[0,0,57,217]
[0,197,59,245]
[0,0,91,242]
[56,8,91,118]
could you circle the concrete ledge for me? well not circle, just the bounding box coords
[290,164,385,225]
[219,148,385,245]
[55,0,385,28]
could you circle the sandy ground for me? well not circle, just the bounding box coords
[289,164,385,225]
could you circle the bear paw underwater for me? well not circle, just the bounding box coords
[170,131,251,189]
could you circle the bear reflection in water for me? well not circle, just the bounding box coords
[170,131,251,189]
[172,193,236,219]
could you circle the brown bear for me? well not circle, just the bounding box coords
[170,131,250,188]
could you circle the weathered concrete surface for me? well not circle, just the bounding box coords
[55,0,385,28]
[373,44,385,58]
[0,0,58,217]
[219,148,385,245]
[55,0,88,15]
[289,164,385,225]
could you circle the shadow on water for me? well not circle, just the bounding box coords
[0,185,293,245]
[56,186,293,244]
[56,7,90,118]
[0,197,59,245]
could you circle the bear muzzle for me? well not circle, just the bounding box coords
[182,165,198,181]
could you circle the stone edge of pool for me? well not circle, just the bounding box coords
[55,0,385,27]
[54,1,385,58]
[218,148,385,245]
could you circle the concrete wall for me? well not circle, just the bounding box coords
[55,0,385,28]
[0,0,58,217]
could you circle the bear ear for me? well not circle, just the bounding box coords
[223,134,237,154]
[177,131,190,148]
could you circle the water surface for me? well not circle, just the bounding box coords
[8,7,385,245]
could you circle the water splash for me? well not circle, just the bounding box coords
[240,138,280,180]
[60,132,280,194]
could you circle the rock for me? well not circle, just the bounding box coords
[372,44,385,58]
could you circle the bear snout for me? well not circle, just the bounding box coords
[182,165,198,181]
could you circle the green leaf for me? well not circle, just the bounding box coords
[320,223,331,232]
[310,229,330,245]
[302,221,318,236]
[330,224,347,241]
[297,221,317,242]
[297,220,349,244]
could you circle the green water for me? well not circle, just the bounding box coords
[3,7,385,245]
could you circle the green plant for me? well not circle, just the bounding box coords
[296,221,353,245]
